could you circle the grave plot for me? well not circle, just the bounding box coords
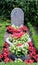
[0,8,38,64]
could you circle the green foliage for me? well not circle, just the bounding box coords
[0,0,38,25]
[0,62,38,65]
[27,22,38,51]
[32,34,38,51]
[0,19,10,51]
[27,22,35,35]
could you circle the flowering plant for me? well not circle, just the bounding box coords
[0,25,38,64]
[6,25,29,57]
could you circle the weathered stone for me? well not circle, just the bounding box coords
[11,8,24,26]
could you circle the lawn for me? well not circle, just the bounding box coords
[0,19,38,65]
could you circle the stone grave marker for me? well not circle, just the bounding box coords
[11,8,24,26]
[4,8,24,41]
[4,8,30,59]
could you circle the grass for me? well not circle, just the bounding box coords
[0,61,38,65]
[0,61,25,65]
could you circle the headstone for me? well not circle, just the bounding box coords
[11,8,24,26]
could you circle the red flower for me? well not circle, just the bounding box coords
[6,25,28,33]
[16,43,22,46]
[0,54,3,59]
[19,25,28,32]
[3,48,7,51]
[3,52,8,58]
[32,56,36,60]
[28,53,33,57]
[2,48,8,52]
[29,52,36,56]
[28,59,34,63]
[11,32,24,39]
[36,54,38,58]
[28,47,36,52]
[32,54,38,62]
[4,57,9,63]
[24,60,29,64]
[3,42,8,47]
[24,59,34,64]
[28,41,33,47]
[6,26,20,33]
[35,54,38,62]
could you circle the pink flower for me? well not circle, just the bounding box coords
[4,57,9,63]
[0,54,3,59]
[11,32,24,39]
[16,43,22,46]
[24,59,34,64]
[3,52,8,57]
[19,25,28,32]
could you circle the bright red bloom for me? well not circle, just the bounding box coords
[29,52,36,56]
[2,48,9,55]
[3,52,8,58]
[35,54,38,62]
[6,26,20,33]
[0,54,3,59]
[24,59,34,64]
[11,32,24,39]
[28,59,34,63]
[2,48,8,52]
[6,25,28,33]
[4,57,9,63]
[19,25,28,32]
[28,47,36,52]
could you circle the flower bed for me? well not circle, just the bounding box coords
[0,25,38,64]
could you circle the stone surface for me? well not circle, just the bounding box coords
[11,8,24,26]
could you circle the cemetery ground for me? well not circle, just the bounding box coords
[0,19,38,65]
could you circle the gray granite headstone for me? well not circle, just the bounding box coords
[11,8,24,26]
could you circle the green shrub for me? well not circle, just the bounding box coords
[27,22,38,51]
[0,0,38,25]
[32,35,38,51]
[27,22,35,35]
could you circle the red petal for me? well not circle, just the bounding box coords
[16,44,22,46]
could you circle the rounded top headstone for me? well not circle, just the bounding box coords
[11,8,24,26]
